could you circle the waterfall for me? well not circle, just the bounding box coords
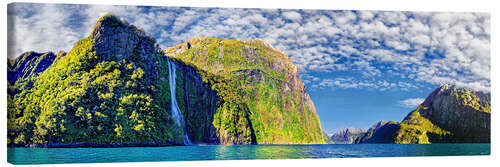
[167,58,192,145]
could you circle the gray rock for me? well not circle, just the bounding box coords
[416,84,490,143]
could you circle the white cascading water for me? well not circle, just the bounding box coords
[167,58,192,145]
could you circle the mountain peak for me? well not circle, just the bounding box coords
[89,14,158,65]
[398,84,491,143]
[423,84,491,114]
[91,14,128,38]
[330,127,367,144]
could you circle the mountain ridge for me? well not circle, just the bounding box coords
[7,14,324,147]
[330,127,366,144]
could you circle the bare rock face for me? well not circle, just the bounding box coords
[90,14,159,80]
[91,15,157,60]
[417,84,490,143]
[330,128,367,144]
[170,60,220,144]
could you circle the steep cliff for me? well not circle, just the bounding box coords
[396,84,490,143]
[165,37,324,144]
[7,14,324,146]
[357,84,490,144]
[168,59,220,144]
[330,128,366,144]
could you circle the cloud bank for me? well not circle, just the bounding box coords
[7,3,490,92]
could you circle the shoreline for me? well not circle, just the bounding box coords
[7,141,183,148]
[8,142,491,148]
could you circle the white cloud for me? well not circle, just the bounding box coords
[8,3,82,59]
[7,4,490,92]
[282,11,302,22]
[398,98,425,108]
[312,77,418,91]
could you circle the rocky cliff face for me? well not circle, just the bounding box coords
[396,84,490,143]
[165,37,324,144]
[7,14,324,146]
[169,60,220,144]
[330,128,366,144]
[90,14,161,85]
[357,84,491,144]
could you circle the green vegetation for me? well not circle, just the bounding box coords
[359,84,490,144]
[8,14,325,146]
[454,88,491,113]
[395,105,451,144]
[8,51,59,96]
[8,35,179,145]
[166,37,324,144]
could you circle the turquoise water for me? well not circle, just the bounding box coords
[8,144,490,164]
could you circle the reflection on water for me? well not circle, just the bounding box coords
[214,145,313,160]
[8,144,490,164]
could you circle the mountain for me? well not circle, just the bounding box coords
[357,84,490,144]
[330,128,366,144]
[355,120,399,143]
[165,37,324,144]
[7,51,65,95]
[7,14,324,147]
[395,84,490,143]
[323,131,334,144]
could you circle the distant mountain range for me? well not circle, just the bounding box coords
[329,128,366,144]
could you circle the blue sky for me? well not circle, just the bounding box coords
[7,3,490,133]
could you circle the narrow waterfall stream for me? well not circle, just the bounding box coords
[167,58,192,145]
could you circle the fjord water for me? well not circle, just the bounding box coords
[8,144,490,164]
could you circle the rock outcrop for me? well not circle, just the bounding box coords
[330,128,366,144]
[169,60,220,144]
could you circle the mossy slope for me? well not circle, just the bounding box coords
[165,37,325,144]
